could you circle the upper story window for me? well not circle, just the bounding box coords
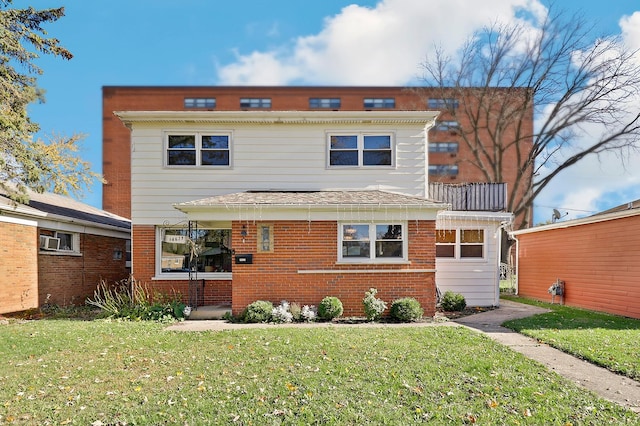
[428,98,460,109]
[166,133,231,167]
[340,223,406,262]
[184,98,216,108]
[240,98,271,108]
[309,98,341,109]
[436,229,485,259]
[429,142,459,153]
[328,133,393,167]
[429,164,459,176]
[363,98,395,109]
[434,120,460,132]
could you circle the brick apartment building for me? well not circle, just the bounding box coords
[102,86,532,315]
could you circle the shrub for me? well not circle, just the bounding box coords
[271,301,294,323]
[289,302,302,321]
[300,305,317,322]
[390,298,423,322]
[317,296,343,320]
[363,288,387,321]
[440,291,467,312]
[243,300,274,323]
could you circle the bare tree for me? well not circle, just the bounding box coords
[419,8,640,228]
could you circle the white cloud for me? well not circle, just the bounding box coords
[217,0,544,85]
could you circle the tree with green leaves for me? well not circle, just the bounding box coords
[0,0,101,203]
[420,7,640,229]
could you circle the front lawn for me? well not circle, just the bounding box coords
[0,319,637,424]
[502,296,640,380]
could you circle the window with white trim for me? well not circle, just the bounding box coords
[159,228,232,275]
[436,229,485,259]
[166,133,231,166]
[328,134,393,167]
[340,223,405,262]
[39,230,80,253]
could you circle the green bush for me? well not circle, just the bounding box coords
[318,296,343,320]
[243,300,274,323]
[390,298,423,322]
[441,291,466,312]
[363,288,387,321]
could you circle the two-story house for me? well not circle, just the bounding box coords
[105,87,526,316]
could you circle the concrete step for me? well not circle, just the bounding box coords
[187,304,231,320]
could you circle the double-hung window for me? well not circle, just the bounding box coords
[340,223,406,262]
[328,133,393,167]
[436,229,485,259]
[166,133,230,167]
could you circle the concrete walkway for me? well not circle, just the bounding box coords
[166,299,640,413]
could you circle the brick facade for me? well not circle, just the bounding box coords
[133,220,436,317]
[0,220,38,314]
[38,232,130,306]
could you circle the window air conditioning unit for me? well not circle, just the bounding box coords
[40,235,60,251]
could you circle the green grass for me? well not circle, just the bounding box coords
[502,295,640,380]
[1,319,637,424]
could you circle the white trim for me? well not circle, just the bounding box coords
[511,207,640,236]
[338,222,408,263]
[298,269,436,274]
[0,214,38,227]
[164,130,233,169]
[152,273,232,281]
[326,132,396,168]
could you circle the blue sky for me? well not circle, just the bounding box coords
[26,0,640,224]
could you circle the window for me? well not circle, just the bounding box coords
[363,98,395,108]
[166,133,230,166]
[340,223,405,262]
[184,98,216,108]
[240,98,271,108]
[429,142,459,153]
[257,224,274,253]
[309,98,341,108]
[429,164,458,176]
[436,229,485,259]
[39,231,79,253]
[160,228,232,274]
[329,134,393,167]
[427,98,460,109]
[434,120,460,131]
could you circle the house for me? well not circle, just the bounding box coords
[105,86,530,317]
[0,188,131,314]
[510,200,640,319]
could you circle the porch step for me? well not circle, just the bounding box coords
[187,304,231,320]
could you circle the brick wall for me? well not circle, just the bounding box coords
[131,221,436,317]
[231,220,436,317]
[0,220,38,314]
[38,232,130,307]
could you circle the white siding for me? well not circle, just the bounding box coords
[130,122,428,224]
[436,221,502,307]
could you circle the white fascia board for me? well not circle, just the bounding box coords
[37,216,131,239]
[436,210,514,224]
[115,110,440,127]
[178,204,442,222]
[511,207,640,236]
[0,214,38,227]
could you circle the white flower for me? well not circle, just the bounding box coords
[183,306,192,317]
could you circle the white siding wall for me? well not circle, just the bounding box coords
[130,122,428,224]
[436,221,502,307]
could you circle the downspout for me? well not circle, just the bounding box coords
[510,232,519,295]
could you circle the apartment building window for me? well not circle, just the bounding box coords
[363,98,395,109]
[428,98,460,109]
[309,98,341,108]
[166,133,230,166]
[340,223,406,262]
[429,142,459,153]
[240,98,271,108]
[429,164,459,176]
[436,229,485,259]
[184,98,216,108]
[328,134,393,167]
[434,120,460,131]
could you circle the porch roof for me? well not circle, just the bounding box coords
[173,190,449,222]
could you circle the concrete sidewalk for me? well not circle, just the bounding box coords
[454,299,640,414]
[166,299,640,413]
